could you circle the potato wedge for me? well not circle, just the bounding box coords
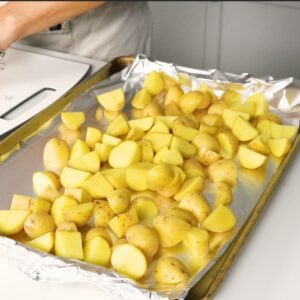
[0,210,31,235]
[97,88,125,112]
[232,116,258,141]
[111,243,147,280]
[203,205,236,233]
[154,257,189,284]
[84,236,111,266]
[126,224,159,259]
[108,141,141,168]
[61,112,85,130]
[238,146,267,169]
[27,232,55,253]
[207,159,237,186]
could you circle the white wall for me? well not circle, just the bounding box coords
[149,1,300,79]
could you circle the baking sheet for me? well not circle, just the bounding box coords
[0,55,299,300]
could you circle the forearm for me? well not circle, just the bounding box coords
[0,1,105,49]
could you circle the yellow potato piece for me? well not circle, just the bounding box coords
[131,88,152,109]
[68,151,100,173]
[104,109,121,122]
[125,162,153,191]
[174,176,205,201]
[203,205,236,233]
[10,194,32,210]
[197,147,221,166]
[128,117,154,131]
[79,172,114,198]
[106,113,130,137]
[217,131,238,158]
[108,210,139,238]
[172,124,198,141]
[193,132,220,153]
[70,139,90,160]
[0,210,31,235]
[248,134,270,155]
[64,188,92,203]
[56,221,77,232]
[32,171,61,200]
[61,112,85,130]
[97,88,125,112]
[183,227,210,259]
[43,138,70,166]
[111,243,147,280]
[141,101,163,117]
[126,127,145,141]
[147,164,175,191]
[207,159,237,186]
[102,133,122,146]
[62,202,94,228]
[221,90,241,105]
[27,232,54,253]
[84,236,111,266]
[155,115,178,127]
[179,91,203,114]
[130,197,159,220]
[51,195,78,226]
[271,123,297,139]
[126,224,159,259]
[164,85,184,106]
[55,231,83,260]
[106,189,131,215]
[153,215,191,247]
[199,123,218,135]
[108,141,141,168]
[170,136,197,159]
[232,116,258,141]
[247,93,269,116]
[214,182,232,206]
[84,227,112,245]
[222,108,250,129]
[149,120,169,134]
[208,101,227,115]
[85,127,102,148]
[144,71,164,95]
[60,167,91,188]
[238,146,267,169]
[230,101,256,117]
[93,200,115,228]
[269,138,291,158]
[182,159,204,179]
[143,133,172,152]
[166,207,198,226]
[202,114,223,127]
[94,143,113,162]
[179,192,211,223]
[24,212,56,239]
[154,146,184,166]
[154,257,189,285]
[139,140,154,162]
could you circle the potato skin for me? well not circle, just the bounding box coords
[154,257,189,284]
[126,224,159,259]
[24,212,56,239]
[207,159,237,187]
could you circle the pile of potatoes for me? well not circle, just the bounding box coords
[0,70,297,288]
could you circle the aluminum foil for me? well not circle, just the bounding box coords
[0,54,299,300]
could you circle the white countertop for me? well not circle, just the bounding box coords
[0,46,299,300]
